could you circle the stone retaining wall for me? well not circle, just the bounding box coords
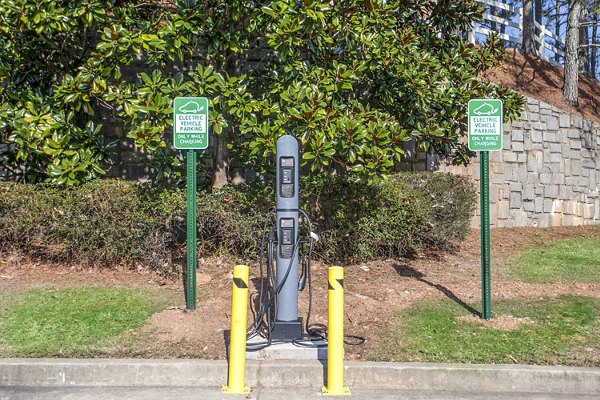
[440,97,600,228]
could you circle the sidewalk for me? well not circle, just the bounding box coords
[1,359,599,397]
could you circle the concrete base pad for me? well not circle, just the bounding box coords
[246,337,327,360]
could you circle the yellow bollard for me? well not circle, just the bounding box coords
[322,266,351,396]
[222,265,251,395]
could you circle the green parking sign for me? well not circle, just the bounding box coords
[173,97,209,150]
[468,99,503,151]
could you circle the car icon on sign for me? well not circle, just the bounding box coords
[473,102,499,116]
[179,101,204,113]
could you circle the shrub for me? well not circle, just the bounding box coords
[402,173,477,250]
[0,180,181,272]
[302,175,428,262]
[302,173,476,262]
[195,181,274,260]
[0,173,476,271]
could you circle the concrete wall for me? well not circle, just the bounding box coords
[440,97,600,228]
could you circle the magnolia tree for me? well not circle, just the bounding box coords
[0,0,524,187]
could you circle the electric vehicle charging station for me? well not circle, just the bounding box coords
[245,134,321,350]
[224,135,354,391]
[271,135,303,340]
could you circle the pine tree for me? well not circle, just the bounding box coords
[564,0,584,106]
[523,0,539,55]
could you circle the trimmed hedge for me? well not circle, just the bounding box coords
[0,181,181,271]
[302,173,476,261]
[0,173,476,271]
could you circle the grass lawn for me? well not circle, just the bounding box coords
[0,287,172,357]
[368,295,600,366]
[509,237,600,283]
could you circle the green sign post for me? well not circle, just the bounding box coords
[468,99,503,320]
[174,97,209,311]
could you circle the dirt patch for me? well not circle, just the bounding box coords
[0,253,170,290]
[483,49,600,124]
[2,225,600,360]
[458,314,534,331]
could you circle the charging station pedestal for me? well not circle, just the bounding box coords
[245,134,328,359]
[271,135,303,341]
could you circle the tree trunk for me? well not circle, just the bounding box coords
[578,5,590,73]
[535,0,543,26]
[534,0,543,55]
[564,0,582,107]
[523,0,538,55]
[500,0,506,35]
[555,0,562,63]
[211,45,241,191]
[592,14,598,77]
[211,127,232,191]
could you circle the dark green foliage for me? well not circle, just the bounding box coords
[0,0,123,185]
[1,0,524,186]
[0,173,475,270]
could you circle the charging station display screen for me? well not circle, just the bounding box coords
[279,218,295,258]
[279,157,295,198]
[280,158,294,167]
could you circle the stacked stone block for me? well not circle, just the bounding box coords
[441,97,600,228]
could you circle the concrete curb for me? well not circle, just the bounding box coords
[1,359,599,395]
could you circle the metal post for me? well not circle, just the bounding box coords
[186,149,197,311]
[222,265,251,395]
[323,266,350,396]
[480,151,491,320]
